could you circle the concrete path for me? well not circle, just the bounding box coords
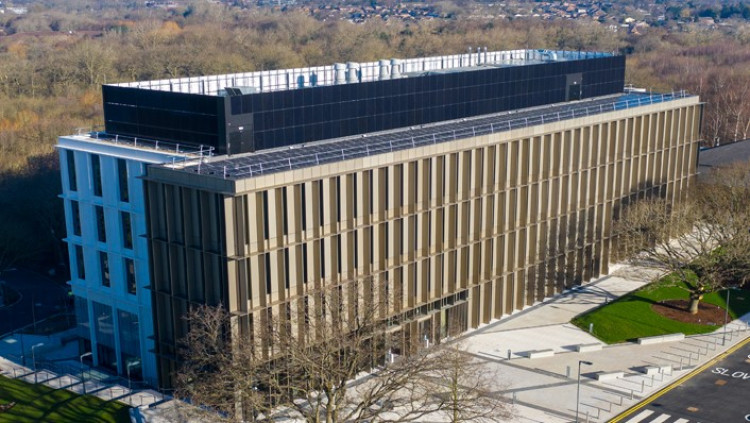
[451,263,750,423]
[3,260,747,423]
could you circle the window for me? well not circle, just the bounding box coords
[95,206,106,243]
[283,248,290,289]
[121,212,133,250]
[302,244,308,283]
[281,187,288,236]
[300,184,307,231]
[125,258,136,295]
[66,150,77,191]
[264,253,272,294]
[91,154,102,197]
[75,245,85,279]
[71,201,81,236]
[320,239,325,279]
[99,252,110,287]
[117,159,129,203]
[262,191,269,240]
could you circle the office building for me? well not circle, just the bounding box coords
[58,49,702,389]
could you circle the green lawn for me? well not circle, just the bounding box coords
[0,375,130,422]
[572,274,750,344]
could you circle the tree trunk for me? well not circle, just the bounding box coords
[688,293,703,315]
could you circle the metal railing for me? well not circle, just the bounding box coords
[76,128,215,163]
[216,90,690,179]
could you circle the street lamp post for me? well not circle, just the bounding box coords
[576,360,593,423]
[31,343,44,384]
[79,352,92,395]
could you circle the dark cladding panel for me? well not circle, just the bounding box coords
[103,85,223,149]
[229,55,625,152]
[103,55,626,155]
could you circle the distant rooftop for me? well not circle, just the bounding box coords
[698,139,750,173]
[165,91,692,181]
[107,49,615,97]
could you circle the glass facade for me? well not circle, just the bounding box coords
[74,296,90,339]
[121,212,133,250]
[71,201,81,237]
[92,301,117,371]
[75,245,85,279]
[125,258,136,295]
[66,150,77,191]
[100,251,110,287]
[118,158,129,203]
[91,154,103,197]
[95,206,106,243]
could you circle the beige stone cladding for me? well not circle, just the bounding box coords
[145,98,701,388]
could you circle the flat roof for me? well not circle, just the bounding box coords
[697,139,750,172]
[107,49,616,97]
[166,91,693,181]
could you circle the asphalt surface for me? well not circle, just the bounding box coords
[0,268,69,336]
[617,339,750,423]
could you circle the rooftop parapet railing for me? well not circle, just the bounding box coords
[75,128,215,164]
[110,49,617,96]
[201,90,690,180]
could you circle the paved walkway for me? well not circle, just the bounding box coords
[3,261,748,423]
[453,263,750,423]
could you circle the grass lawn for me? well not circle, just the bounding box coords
[0,375,130,423]
[572,274,750,344]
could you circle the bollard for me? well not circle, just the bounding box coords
[589,323,594,334]
[680,357,683,371]
[512,392,516,405]
[507,349,512,360]
[641,380,645,392]
[630,389,634,400]
[567,365,571,379]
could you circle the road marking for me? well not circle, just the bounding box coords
[610,336,750,422]
[625,409,653,422]
[650,413,671,423]
[686,406,699,412]
[673,419,689,423]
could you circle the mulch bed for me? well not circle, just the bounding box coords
[651,300,726,325]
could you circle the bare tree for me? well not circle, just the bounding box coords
[422,342,510,423]
[613,162,750,313]
[176,279,510,423]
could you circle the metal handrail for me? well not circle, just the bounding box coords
[220,91,689,179]
[76,129,215,164]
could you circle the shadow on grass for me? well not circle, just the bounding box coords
[0,376,129,423]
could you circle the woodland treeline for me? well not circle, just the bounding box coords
[2,1,750,271]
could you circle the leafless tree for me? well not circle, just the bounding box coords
[422,342,510,423]
[177,276,516,423]
[176,279,512,423]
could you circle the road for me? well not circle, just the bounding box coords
[614,338,750,423]
[0,268,69,336]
